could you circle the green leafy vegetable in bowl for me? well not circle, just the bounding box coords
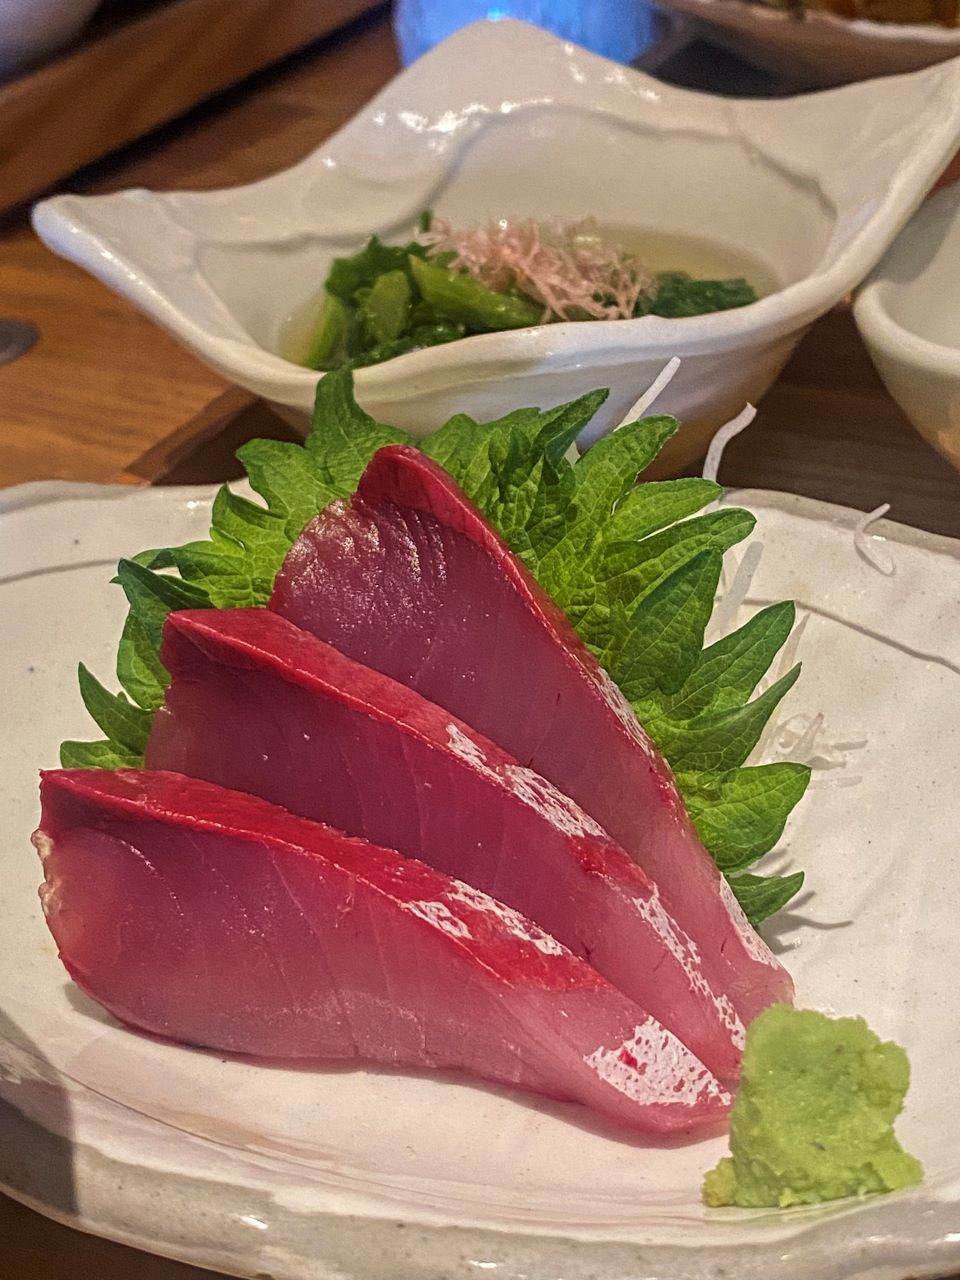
[63,370,805,926]
[299,214,760,371]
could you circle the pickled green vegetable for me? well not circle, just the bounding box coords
[361,270,412,346]
[298,216,760,372]
[325,235,427,300]
[408,256,542,332]
[638,272,757,319]
[304,293,350,370]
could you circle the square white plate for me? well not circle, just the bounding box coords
[1,479,959,1279]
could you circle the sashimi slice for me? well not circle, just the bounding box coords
[146,608,744,1080]
[35,769,731,1136]
[269,445,793,1023]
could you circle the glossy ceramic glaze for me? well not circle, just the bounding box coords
[2,478,959,1278]
[30,21,960,469]
[854,183,960,472]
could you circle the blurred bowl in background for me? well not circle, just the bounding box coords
[653,0,960,88]
[854,183,960,472]
[30,21,960,473]
[0,0,103,76]
[0,0,102,77]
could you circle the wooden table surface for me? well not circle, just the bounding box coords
[3,8,960,1279]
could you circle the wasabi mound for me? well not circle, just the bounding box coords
[703,1004,923,1208]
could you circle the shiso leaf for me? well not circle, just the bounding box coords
[597,550,723,702]
[116,612,169,712]
[77,664,153,754]
[64,369,806,921]
[606,477,722,544]
[535,415,680,601]
[659,601,797,720]
[598,508,757,611]
[301,372,410,482]
[60,738,142,769]
[236,439,349,542]
[678,763,812,873]
[645,667,802,772]
[421,390,606,571]
[727,871,805,928]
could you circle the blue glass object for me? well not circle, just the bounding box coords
[393,1,656,65]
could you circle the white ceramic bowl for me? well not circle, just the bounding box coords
[31,21,960,471]
[0,0,102,76]
[854,183,960,471]
[654,0,960,90]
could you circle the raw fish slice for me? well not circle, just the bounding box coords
[146,608,744,1080]
[269,445,793,1023]
[35,769,730,1136]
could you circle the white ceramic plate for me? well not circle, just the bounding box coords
[30,20,960,471]
[2,479,960,1277]
[654,0,960,88]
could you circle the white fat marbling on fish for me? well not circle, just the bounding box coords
[445,881,567,956]
[446,723,491,771]
[448,722,611,841]
[633,889,746,1047]
[501,766,608,840]
[717,993,745,1049]
[402,899,472,940]
[594,668,660,765]
[585,1021,730,1108]
[32,830,52,863]
[32,832,59,918]
[633,886,702,968]
[717,875,782,970]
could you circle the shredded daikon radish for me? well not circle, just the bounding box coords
[853,503,895,576]
[793,712,825,761]
[809,775,863,790]
[614,357,681,429]
[709,542,764,642]
[759,712,868,774]
[702,405,756,484]
[776,610,809,681]
[749,607,868,779]
[564,360,683,463]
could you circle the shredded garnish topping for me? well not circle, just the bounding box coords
[418,215,655,322]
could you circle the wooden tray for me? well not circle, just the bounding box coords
[0,0,382,212]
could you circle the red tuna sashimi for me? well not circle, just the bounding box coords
[35,769,731,1136]
[269,445,793,1023]
[146,608,744,1080]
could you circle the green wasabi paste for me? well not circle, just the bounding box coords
[703,1005,923,1208]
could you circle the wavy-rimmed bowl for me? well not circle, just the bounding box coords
[31,21,960,470]
[653,0,960,89]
